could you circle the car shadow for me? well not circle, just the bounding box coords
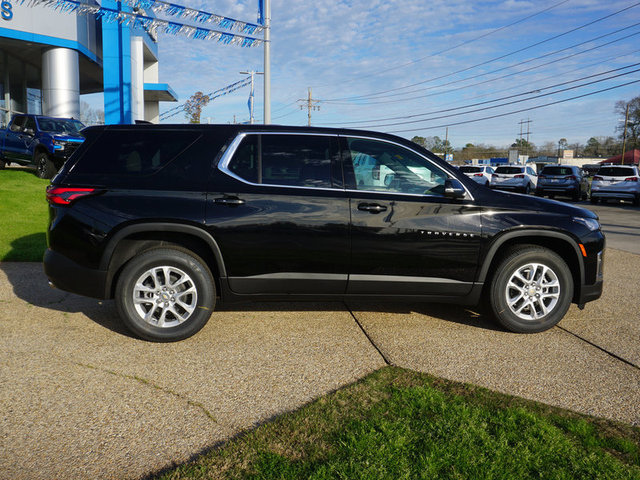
[2,237,501,338]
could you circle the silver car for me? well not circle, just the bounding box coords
[491,165,537,194]
[590,165,640,206]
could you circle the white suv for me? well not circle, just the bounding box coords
[491,165,537,194]
[459,165,494,186]
[590,165,640,206]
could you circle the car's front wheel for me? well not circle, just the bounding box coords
[489,246,573,333]
[35,151,56,179]
[115,248,216,342]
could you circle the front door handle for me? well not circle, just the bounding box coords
[215,197,245,206]
[358,203,387,213]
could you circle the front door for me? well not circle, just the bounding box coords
[342,136,482,296]
[207,132,350,295]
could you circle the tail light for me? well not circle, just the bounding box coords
[474,173,484,177]
[592,176,603,181]
[538,174,546,179]
[624,177,638,182]
[514,174,525,178]
[564,175,577,181]
[46,186,97,205]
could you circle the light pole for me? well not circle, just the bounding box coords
[263,0,271,124]
[240,70,263,124]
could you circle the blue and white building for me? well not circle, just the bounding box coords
[0,0,177,126]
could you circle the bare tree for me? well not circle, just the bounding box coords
[184,92,210,124]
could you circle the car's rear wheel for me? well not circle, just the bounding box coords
[489,246,573,333]
[590,196,598,204]
[633,194,640,207]
[115,248,215,342]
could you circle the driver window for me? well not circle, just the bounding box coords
[346,137,448,196]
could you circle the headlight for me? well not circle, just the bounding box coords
[573,217,600,231]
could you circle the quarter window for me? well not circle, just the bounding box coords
[227,134,338,188]
[346,137,448,196]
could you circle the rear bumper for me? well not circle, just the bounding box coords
[536,185,579,194]
[591,190,637,199]
[43,249,108,299]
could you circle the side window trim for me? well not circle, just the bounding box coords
[339,134,474,201]
[218,131,344,192]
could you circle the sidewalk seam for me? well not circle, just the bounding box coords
[557,326,640,370]
[344,303,391,366]
[71,360,218,422]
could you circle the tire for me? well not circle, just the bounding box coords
[0,157,5,170]
[35,151,56,179]
[590,196,598,204]
[633,194,640,207]
[523,183,531,194]
[488,246,573,333]
[115,248,216,342]
[571,191,580,202]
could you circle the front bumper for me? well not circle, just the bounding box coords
[43,248,108,299]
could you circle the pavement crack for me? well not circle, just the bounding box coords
[344,302,391,366]
[557,326,640,371]
[72,361,217,422]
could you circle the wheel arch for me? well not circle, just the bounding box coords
[478,230,584,303]
[101,223,227,299]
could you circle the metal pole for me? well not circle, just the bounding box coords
[241,70,264,125]
[263,0,271,124]
[621,103,629,165]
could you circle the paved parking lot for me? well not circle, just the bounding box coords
[1,201,639,480]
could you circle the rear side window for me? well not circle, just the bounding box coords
[597,167,636,177]
[495,166,524,174]
[460,166,481,173]
[541,167,575,176]
[226,134,339,189]
[65,130,214,190]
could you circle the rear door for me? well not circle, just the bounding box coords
[342,136,482,296]
[209,132,350,295]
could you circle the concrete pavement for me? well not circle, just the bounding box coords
[1,247,639,479]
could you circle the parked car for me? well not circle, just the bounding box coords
[590,165,640,206]
[490,165,537,194]
[0,114,85,178]
[535,165,588,201]
[44,125,604,341]
[459,165,494,186]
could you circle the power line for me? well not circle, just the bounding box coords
[311,0,571,89]
[385,78,640,134]
[322,1,640,102]
[350,67,640,129]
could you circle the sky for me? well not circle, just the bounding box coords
[94,0,640,149]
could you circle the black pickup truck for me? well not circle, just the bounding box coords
[0,114,85,178]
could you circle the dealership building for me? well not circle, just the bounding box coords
[0,0,177,127]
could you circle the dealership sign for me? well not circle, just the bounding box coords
[1,1,12,20]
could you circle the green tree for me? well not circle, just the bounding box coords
[411,136,427,148]
[583,137,602,157]
[511,138,535,155]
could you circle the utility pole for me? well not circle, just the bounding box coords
[263,0,271,124]
[621,103,629,165]
[240,70,264,124]
[518,119,532,156]
[298,87,321,126]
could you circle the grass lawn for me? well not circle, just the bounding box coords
[156,367,640,480]
[0,168,49,261]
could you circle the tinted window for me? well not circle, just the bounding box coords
[227,134,338,189]
[495,166,524,174]
[38,118,85,135]
[65,129,213,190]
[346,137,448,196]
[460,166,481,173]
[10,116,25,132]
[541,167,575,176]
[597,167,636,177]
[23,117,36,132]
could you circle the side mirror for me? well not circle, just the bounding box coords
[444,178,467,199]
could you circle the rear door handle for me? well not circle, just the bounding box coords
[215,197,245,206]
[358,203,387,213]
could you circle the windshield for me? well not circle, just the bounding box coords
[597,167,636,177]
[541,167,575,176]
[37,118,85,135]
[460,166,482,173]
[495,166,524,174]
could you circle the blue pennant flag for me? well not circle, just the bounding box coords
[258,0,264,25]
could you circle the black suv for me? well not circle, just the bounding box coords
[44,125,604,341]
